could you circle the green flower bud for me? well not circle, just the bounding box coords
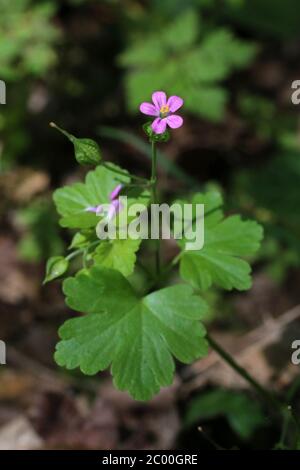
[43,256,69,284]
[50,122,101,166]
[143,121,170,143]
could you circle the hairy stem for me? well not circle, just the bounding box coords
[206,333,284,414]
[66,240,100,261]
[151,140,160,276]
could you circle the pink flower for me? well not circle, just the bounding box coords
[140,91,184,134]
[85,184,123,220]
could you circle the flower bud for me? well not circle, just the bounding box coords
[44,256,69,284]
[50,122,101,166]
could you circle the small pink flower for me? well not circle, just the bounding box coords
[140,91,184,134]
[85,184,123,220]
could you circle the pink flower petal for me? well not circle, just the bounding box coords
[166,114,183,129]
[107,200,123,220]
[152,91,167,111]
[96,205,103,215]
[152,117,167,134]
[85,205,102,213]
[139,102,159,117]
[167,95,184,113]
[110,184,123,201]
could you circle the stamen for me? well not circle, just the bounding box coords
[160,104,170,119]
[160,105,169,114]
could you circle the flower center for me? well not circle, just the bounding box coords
[160,104,170,118]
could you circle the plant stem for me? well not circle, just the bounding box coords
[277,405,300,449]
[278,407,290,448]
[151,140,160,276]
[102,162,148,183]
[206,333,283,414]
[82,248,88,269]
[65,248,83,261]
[66,240,100,261]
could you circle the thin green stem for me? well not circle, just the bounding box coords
[50,122,149,184]
[82,248,88,269]
[159,252,181,282]
[206,333,284,414]
[65,248,83,261]
[50,122,73,140]
[147,205,223,290]
[278,407,290,449]
[66,240,100,262]
[276,405,300,449]
[151,140,160,276]
[197,426,224,450]
[146,246,183,293]
[290,407,300,446]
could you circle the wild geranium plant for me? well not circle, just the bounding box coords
[46,90,281,407]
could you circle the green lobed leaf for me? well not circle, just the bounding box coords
[119,37,165,67]
[120,12,256,121]
[55,267,208,400]
[161,9,199,51]
[119,10,199,68]
[178,191,263,291]
[0,1,59,80]
[184,85,228,122]
[53,165,130,229]
[69,232,90,250]
[184,30,256,85]
[93,238,141,277]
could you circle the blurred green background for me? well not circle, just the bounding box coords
[1,0,300,450]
